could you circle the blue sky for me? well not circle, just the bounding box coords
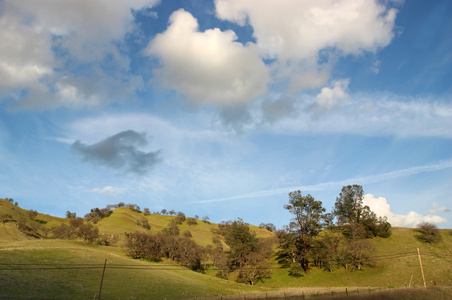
[0,0,451,229]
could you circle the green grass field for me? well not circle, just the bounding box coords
[1,198,452,299]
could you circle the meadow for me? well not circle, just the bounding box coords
[1,198,451,299]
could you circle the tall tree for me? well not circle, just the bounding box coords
[333,185,365,225]
[283,190,327,274]
[216,218,272,284]
[333,185,391,238]
[217,218,258,271]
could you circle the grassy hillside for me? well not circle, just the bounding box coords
[0,199,66,241]
[0,239,269,299]
[255,227,452,289]
[95,206,274,249]
[1,198,452,299]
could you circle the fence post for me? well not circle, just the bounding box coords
[345,288,348,297]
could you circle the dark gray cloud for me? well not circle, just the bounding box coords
[261,96,298,123]
[217,105,252,133]
[72,130,161,175]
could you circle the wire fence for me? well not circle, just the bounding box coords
[1,250,452,299]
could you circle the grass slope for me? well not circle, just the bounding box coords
[259,227,452,289]
[1,198,452,299]
[0,239,268,299]
[96,207,275,247]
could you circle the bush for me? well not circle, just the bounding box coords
[28,209,38,220]
[175,212,186,224]
[97,234,118,246]
[162,220,180,236]
[0,214,13,223]
[137,218,151,230]
[187,217,197,226]
[416,222,441,243]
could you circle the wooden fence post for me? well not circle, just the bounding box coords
[417,248,427,288]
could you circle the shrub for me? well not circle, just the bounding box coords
[28,209,38,220]
[162,220,180,236]
[0,214,13,223]
[187,217,198,226]
[175,212,186,224]
[416,222,441,243]
[137,218,151,230]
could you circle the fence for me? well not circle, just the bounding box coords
[188,285,452,300]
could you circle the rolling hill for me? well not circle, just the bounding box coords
[1,198,452,299]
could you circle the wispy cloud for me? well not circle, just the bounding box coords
[194,159,452,203]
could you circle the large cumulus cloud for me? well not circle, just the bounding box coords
[146,9,269,107]
[0,0,157,109]
[363,194,448,228]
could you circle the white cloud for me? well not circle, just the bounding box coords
[287,69,330,93]
[0,0,157,108]
[146,9,270,107]
[314,79,350,111]
[92,186,127,196]
[216,0,397,60]
[0,10,53,92]
[363,194,448,228]
[215,0,397,92]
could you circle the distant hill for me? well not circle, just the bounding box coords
[1,198,452,299]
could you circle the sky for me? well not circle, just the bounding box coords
[0,0,451,229]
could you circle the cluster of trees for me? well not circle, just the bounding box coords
[4,197,18,206]
[125,217,274,285]
[152,209,210,224]
[278,185,391,275]
[51,218,100,243]
[125,232,203,271]
[125,210,207,271]
[214,218,274,285]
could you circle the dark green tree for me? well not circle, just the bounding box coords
[217,218,259,271]
[283,190,327,274]
[333,185,365,225]
[333,185,391,238]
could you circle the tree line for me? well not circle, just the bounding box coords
[125,217,275,285]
